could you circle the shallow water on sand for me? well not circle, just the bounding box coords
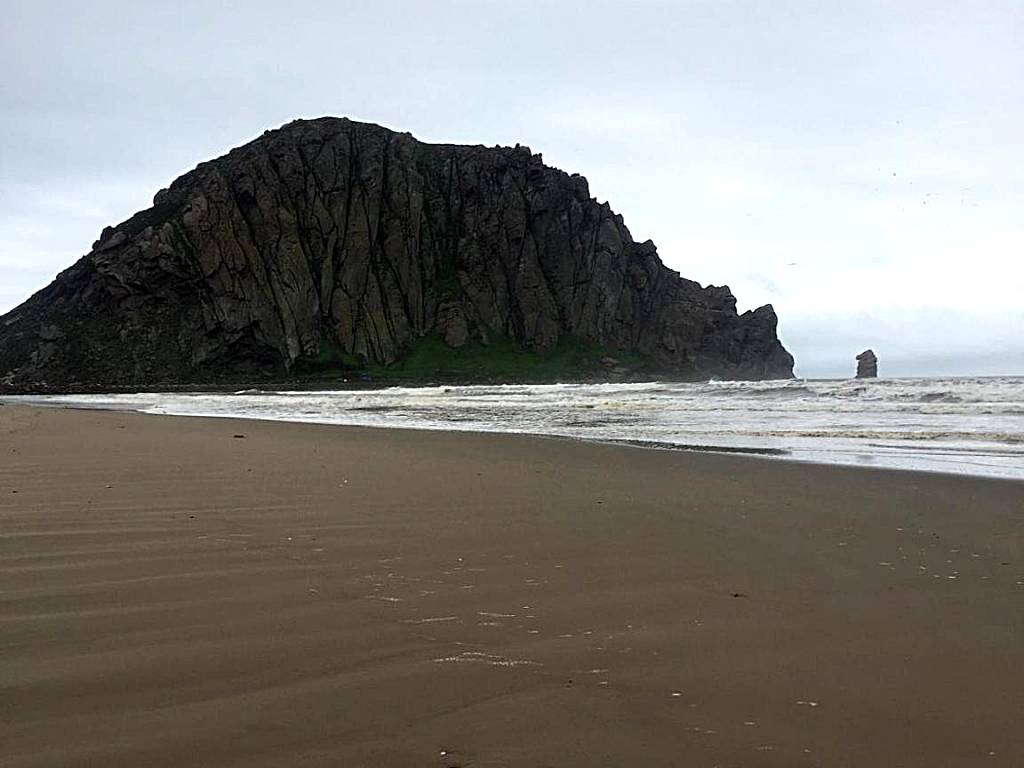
[8,376,1024,479]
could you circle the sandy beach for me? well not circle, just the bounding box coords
[1,404,1021,767]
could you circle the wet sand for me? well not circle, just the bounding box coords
[1,404,1022,767]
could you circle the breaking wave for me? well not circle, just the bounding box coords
[7,376,1024,480]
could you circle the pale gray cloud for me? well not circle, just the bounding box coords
[2,0,1022,377]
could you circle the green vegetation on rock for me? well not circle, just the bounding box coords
[292,342,364,377]
[293,334,652,384]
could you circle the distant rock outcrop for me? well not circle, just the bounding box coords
[856,349,878,378]
[0,117,794,391]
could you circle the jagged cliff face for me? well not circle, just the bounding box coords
[0,118,793,390]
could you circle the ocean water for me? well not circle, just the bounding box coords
[7,377,1024,480]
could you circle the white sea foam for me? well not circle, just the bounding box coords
[7,376,1024,479]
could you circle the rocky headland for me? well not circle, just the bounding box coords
[0,118,793,392]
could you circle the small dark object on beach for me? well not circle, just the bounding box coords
[731,592,748,598]
[233,434,246,439]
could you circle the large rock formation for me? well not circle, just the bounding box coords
[856,349,878,378]
[0,118,794,391]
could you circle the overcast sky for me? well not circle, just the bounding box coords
[2,0,1021,377]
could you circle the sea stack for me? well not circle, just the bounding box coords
[0,117,795,391]
[856,349,878,378]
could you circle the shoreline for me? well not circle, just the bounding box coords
[2,404,1022,766]
[4,397,1022,485]
[0,373,688,398]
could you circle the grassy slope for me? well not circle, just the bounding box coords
[293,334,652,384]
